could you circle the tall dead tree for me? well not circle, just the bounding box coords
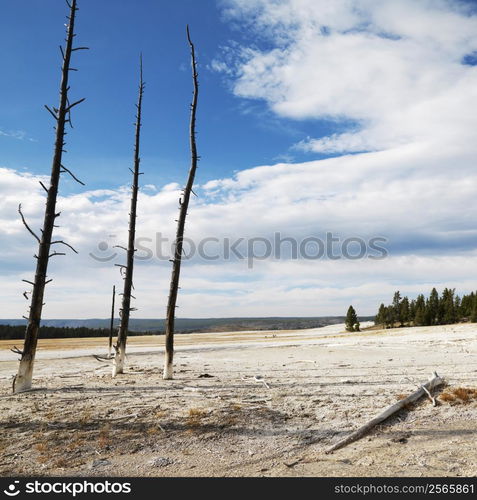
[13,0,87,393]
[108,285,116,358]
[112,58,145,377]
[163,26,199,380]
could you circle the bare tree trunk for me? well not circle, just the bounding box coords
[14,0,86,393]
[112,58,144,377]
[163,26,199,380]
[108,285,116,358]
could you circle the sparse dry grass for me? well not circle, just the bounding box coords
[34,442,48,453]
[52,457,69,469]
[439,387,477,404]
[187,408,208,429]
[78,408,93,425]
[98,425,111,449]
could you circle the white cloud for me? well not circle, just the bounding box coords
[0,129,36,142]
[217,0,477,153]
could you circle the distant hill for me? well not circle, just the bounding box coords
[0,316,372,335]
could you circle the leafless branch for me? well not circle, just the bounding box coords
[18,204,40,244]
[60,165,85,185]
[65,97,85,112]
[51,240,78,254]
[11,347,23,356]
[44,105,58,120]
[48,252,66,258]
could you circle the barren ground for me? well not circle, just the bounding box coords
[0,322,476,477]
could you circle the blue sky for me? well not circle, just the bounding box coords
[1,0,477,319]
[0,0,339,192]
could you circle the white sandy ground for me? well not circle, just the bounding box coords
[0,322,476,477]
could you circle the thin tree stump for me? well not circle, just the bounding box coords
[325,372,444,454]
[108,285,116,358]
[14,0,87,393]
[113,57,144,377]
[163,26,199,380]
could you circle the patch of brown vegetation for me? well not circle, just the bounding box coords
[187,408,208,429]
[34,442,48,453]
[98,425,111,449]
[52,457,69,469]
[439,387,477,404]
[439,392,456,403]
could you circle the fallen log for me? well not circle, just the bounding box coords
[325,371,444,454]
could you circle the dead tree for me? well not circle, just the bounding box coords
[112,58,145,377]
[13,0,87,393]
[163,26,199,380]
[108,285,116,358]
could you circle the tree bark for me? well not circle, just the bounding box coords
[113,58,144,377]
[108,285,116,358]
[163,26,199,380]
[14,0,85,393]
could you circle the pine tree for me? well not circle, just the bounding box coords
[471,298,477,323]
[375,303,386,328]
[400,296,410,326]
[392,291,402,326]
[454,294,461,318]
[428,287,439,325]
[409,299,416,323]
[345,305,359,332]
[385,306,395,328]
[441,288,456,324]
[414,294,426,326]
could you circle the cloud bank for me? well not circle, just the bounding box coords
[1,0,477,318]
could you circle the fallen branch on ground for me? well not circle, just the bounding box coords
[325,371,444,454]
[420,384,437,406]
[254,375,271,389]
[241,375,271,389]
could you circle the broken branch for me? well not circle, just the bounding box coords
[325,372,445,454]
[49,251,66,258]
[11,346,23,356]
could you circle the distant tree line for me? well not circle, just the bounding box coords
[0,325,155,341]
[374,288,477,329]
